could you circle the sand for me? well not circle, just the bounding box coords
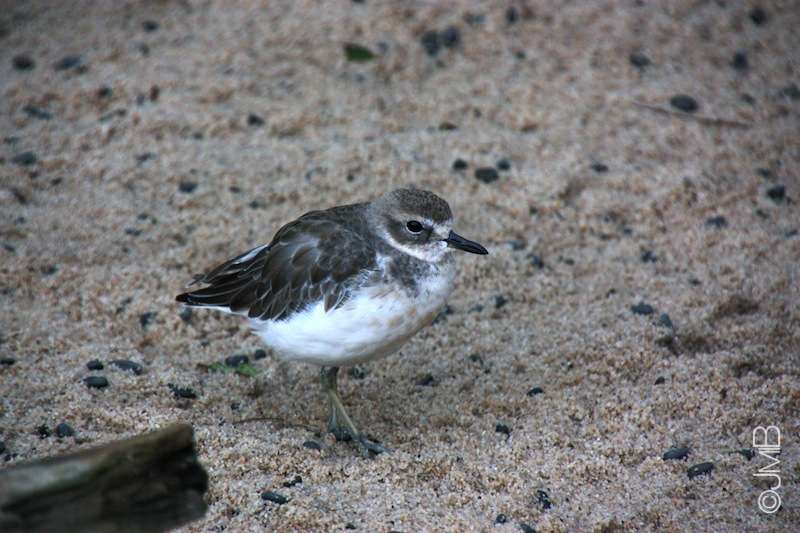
[1,1,798,531]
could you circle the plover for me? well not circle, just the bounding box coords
[176,188,488,455]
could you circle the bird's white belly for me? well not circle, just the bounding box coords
[251,268,455,366]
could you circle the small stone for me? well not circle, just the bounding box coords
[527,386,544,396]
[303,440,322,451]
[247,113,265,127]
[505,7,519,24]
[85,376,109,389]
[452,158,468,171]
[440,26,460,48]
[507,239,526,251]
[169,384,197,399]
[528,253,545,269]
[494,295,508,309]
[142,20,159,32]
[591,162,609,173]
[438,121,458,131]
[749,7,768,26]
[629,52,651,68]
[55,422,75,438]
[687,462,714,479]
[36,425,51,439]
[139,312,155,328]
[12,55,35,71]
[97,86,113,98]
[778,83,800,100]
[0,442,5,454]
[705,215,728,229]
[179,307,193,323]
[53,55,82,71]
[663,447,690,460]
[495,423,511,436]
[537,489,552,510]
[519,524,536,533]
[86,359,104,371]
[345,524,356,530]
[178,181,198,193]
[640,250,657,263]
[669,94,698,113]
[225,354,249,367]
[282,475,303,488]
[631,302,655,316]
[475,167,499,183]
[261,491,288,505]
[0,357,16,366]
[149,85,160,102]
[496,159,511,171]
[736,448,755,460]
[420,30,440,56]
[11,152,37,166]
[416,373,435,386]
[253,349,267,360]
[112,359,144,375]
[731,51,749,71]
[657,313,674,329]
[348,366,367,379]
[23,105,52,120]
[766,185,786,202]
[654,376,665,385]
[495,514,508,524]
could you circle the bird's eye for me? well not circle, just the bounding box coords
[406,220,424,233]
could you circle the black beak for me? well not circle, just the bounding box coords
[444,230,488,255]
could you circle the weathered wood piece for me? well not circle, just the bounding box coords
[0,423,207,533]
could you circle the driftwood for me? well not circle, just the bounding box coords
[0,423,207,533]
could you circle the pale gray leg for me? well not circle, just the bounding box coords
[320,366,389,457]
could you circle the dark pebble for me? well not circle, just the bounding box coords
[416,373,435,386]
[303,440,322,451]
[663,447,690,461]
[23,105,52,120]
[112,359,144,375]
[12,152,37,166]
[139,312,155,328]
[629,52,651,68]
[452,158,468,171]
[496,159,511,171]
[348,366,367,379]
[591,162,609,173]
[520,524,536,533]
[475,167,499,183]
[225,354,249,367]
[124,228,142,237]
[495,514,508,524]
[749,7,768,26]
[85,376,109,389]
[261,491,288,505]
[37,425,51,439]
[779,83,800,100]
[731,51,749,71]
[135,152,155,165]
[86,359,104,371]
[282,475,303,488]
[706,215,728,229]
[528,253,545,269]
[669,94,698,113]
[0,442,4,454]
[506,7,519,24]
[507,239,526,251]
[169,384,197,399]
[420,30,440,56]
[97,86,113,98]
[495,423,511,436]
[178,181,198,193]
[527,386,544,396]
[657,313,674,329]
[440,26,460,48]
[0,357,16,366]
[55,422,75,438]
[640,250,657,263]
[53,55,82,71]
[494,295,508,309]
[179,307,193,323]
[247,113,265,127]
[766,185,785,202]
[687,462,714,479]
[142,20,159,32]
[345,524,356,530]
[631,302,655,316]
[253,348,267,360]
[736,448,755,460]
[12,55,35,71]
[438,121,458,131]
[654,376,665,385]
[537,489,552,510]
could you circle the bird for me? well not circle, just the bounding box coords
[176,188,488,456]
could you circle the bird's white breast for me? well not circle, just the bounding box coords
[251,261,456,366]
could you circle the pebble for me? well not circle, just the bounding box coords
[779,83,800,100]
[0,357,16,366]
[640,250,657,263]
[253,349,267,360]
[179,307,193,324]
[669,94,698,113]
[420,30,440,56]
[591,162,609,173]
[53,55,82,71]
[23,105,52,120]
[0,442,4,454]
[663,447,690,460]
[527,386,544,396]
[261,491,288,505]
[495,514,508,524]
[37,425,51,439]
[505,7,519,24]
[528,253,545,269]
[416,373,435,386]
[139,312,155,328]
[687,462,714,479]
[475,167,499,183]
[112,359,144,375]
[178,181,198,193]
[12,152,38,166]
[169,384,197,399]
[84,376,109,389]
[494,295,508,309]
[55,422,75,438]
[507,239,526,251]
[519,524,536,533]
[97,86,113,98]
[86,359,104,370]
[247,113,265,127]
[348,366,367,379]
[496,159,511,171]
[495,423,511,436]
[766,185,785,202]
[303,440,322,451]
[749,7,768,26]
[731,51,749,71]
[440,26,460,48]
[654,376,665,385]
[537,489,552,510]
[631,302,655,316]
[705,215,728,229]
[629,52,651,68]
[282,475,303,488]
[452,158,468,171]
[438,121,458,131]
[225,354,249,367]
[142,20,159,32]
[657,313,674,329]
[12,55,35,71]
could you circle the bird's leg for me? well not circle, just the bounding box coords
[320,366,389,457]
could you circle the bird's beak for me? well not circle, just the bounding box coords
[444,230,488,255]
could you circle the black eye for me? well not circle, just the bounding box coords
[406,220,424,233]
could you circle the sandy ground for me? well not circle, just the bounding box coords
[1,1,799,531]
